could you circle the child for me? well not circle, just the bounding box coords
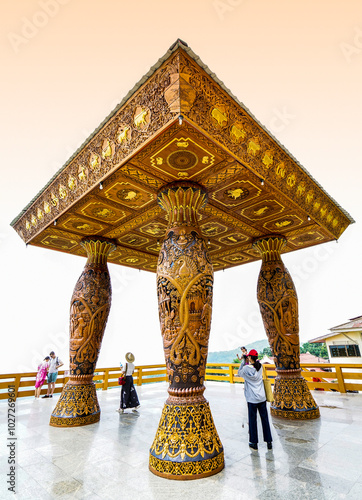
[34,356,50,398]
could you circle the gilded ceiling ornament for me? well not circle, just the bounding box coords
[296,182,306,196]
[167,150,198,170]
[211,106,228,128]
[230,123,247,144]
[286,173,296,188]
[59,185,67,199]
[37,208,44,220]
[320,206,328,218]
[225,187,249,201]
[78,165,88,181]
[73,222,92,232]
[68,176,77,191]
[31,214,37,227]
[274,219,292,229]
[43,201,51,214]
[247,138,261,156]
[254,206,270,216]
[50,194,59,208]
[134,106,151,129]
[116,188,140,202]
[313,200,321,212]
[25,220,31,231]
[276,162,286,178]
[101,139,114,160]
[306,190,314,204]
[262,151,274,169]
[116,125,131,144]
[91,207,116,219]
[89,153,100,171]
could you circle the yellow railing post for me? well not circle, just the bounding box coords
[14,374,21,400]
[229,365,234,384]
[103,369,109,391]
[137,367,143,386]
[335,365,346,393]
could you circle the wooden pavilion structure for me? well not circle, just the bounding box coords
[11,40,353,480]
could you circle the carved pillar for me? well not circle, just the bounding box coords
[253,235,320,420]
[50,237,116,427]
[149,182,224,480]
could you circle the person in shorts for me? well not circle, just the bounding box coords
[42,351,63,398]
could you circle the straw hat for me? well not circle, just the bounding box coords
[125,352,135,363]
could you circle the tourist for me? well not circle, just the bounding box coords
[310,369,325,391]
[236,346,249,364]
[238,349,273,450]
[34,356,50,398]
[42,351,63,398]
[116,352,140,413]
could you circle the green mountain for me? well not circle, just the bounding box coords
[207,339,269,364]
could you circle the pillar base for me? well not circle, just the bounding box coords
[50,382,100,427]
[149,401,224,480]
[271,377,320,420]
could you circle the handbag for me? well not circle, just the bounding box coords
[118,362,128,386]
[262,367,274,403]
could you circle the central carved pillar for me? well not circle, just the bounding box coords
[50,237,116,427]
[149,182,224,480]
[253,235,320,420]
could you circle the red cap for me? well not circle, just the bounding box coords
[248,349,258,357]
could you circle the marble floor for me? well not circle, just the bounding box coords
[0,382,361,500]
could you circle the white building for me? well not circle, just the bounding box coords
[309,316,362,364]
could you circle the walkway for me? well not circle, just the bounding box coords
[1,382,361,499]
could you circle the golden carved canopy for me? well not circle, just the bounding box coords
[11,40,353,272]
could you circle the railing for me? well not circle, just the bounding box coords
[1,363,361,400]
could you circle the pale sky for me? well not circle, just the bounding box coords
[1,0,361,374]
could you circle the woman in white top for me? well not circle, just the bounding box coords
[117,352,140,414]
[238,349,272,450]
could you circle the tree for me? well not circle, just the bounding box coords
[259,347,272,359]
[300,342,328,359]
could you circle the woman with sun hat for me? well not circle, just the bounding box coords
[117,352,140,413]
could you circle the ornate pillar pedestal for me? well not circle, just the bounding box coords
[149,182,224,480]
[253,235,320,420]
[50,237,116,427]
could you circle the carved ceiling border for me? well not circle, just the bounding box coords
[179,51,351,240]
[13,53,180,244]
